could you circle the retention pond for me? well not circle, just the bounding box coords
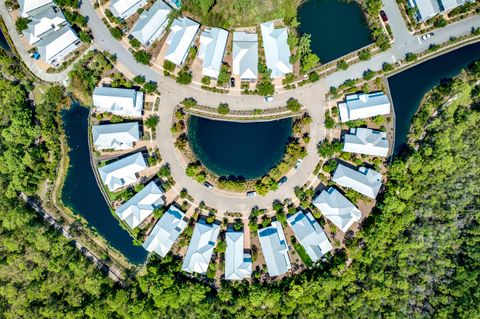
[61,105,147,264]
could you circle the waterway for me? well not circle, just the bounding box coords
[61,104,147,264]
[388,41,480,154]
[188,116,293,180]
[0,28,11,51]
[297,0,372,63]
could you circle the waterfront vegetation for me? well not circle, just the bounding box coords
[1,58,479,317]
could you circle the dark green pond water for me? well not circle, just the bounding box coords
[61,105,147,264]
[0,29,10,51]
[298,0,372,63]
[188,116,292,179]
[388,41,480,154]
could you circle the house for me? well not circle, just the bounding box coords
[130,0,172,47]
[332,164,382,199]
[412,0,441,21]
[98,152,147,192]
[19,0,53,17]
[91,122,140,151]
[164,17,200,66]
[116,181,164,229]
[143,205,188,257]
[36,25,80,66]
[232,32,258,81]
[22,5,66,45]
[110,0,147,20]
[225,230,252,280]
[343,127,389,157]
[198,28,228,79]
[313,187,362,232]
[441,0,468,11]
[257,221,291,276]
[287,210,333,262]
[260,21,292,78]
[182,219,220,274]
[338,92,391,122]
[93,87,144,117]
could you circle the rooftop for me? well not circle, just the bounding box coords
[22,5,66,45]
[198,28,229,79]
[338,92,391,122]
[164,17,200,66]
[92,122,140,151]
[93,87,143,117]
[260,21,292,78]
[332,164,382,199]
[343,127,389,157]
[258,221,291,277]
[130,0,172,46]
[98,152,147,192]
[232,31,258,80]
[225,231,252,280]
[110,0,147,19]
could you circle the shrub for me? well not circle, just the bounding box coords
[217,64,230,86]
[325,114,335,129]
[133,75,145,84]
[158,164,171,178]
[129,38,141,48]
[145,115,159,129]
[110,27,123,40]
[286,98,302,112]
[201,76,211,85]
[382,62,394,72]
[218,103,230,115]
[15,17,29,31]
[358,48,371,61]
[176,70,192,84]
[164,60,176,72]
[337,60,349,70]
[308,71,320,83]
[301,53,320,72]
[143,81,157,93]
[405,52,417,62]
[79,31,92,43]
[133,50,151,64]
[362,69,375,81]
[182,98,197,108]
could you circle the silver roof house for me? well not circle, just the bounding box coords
[130,0,172,46]
[232,32,258,81]
[332,164,382,199]
[92,122,140,151]
[225,230,252,280]
[338,92,391,122]
[258,221,291,276]
[98,152,147,192]
[260,21,292,78]
[93,87,144,117]
[198,27,229,79]
[343,127,389,157]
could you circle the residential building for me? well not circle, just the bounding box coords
[93,87,144,117]
[332,164,382,199]
[260,21,292,78]
[116,181,164,229]
[232,32,258,81]
[98,152,147,192]
[313,187,362,232]
[343,127,389,157]
[287,210,333,262]
[92,122,140,151]
[258,221,291,277]
[110,0,147,20]
[19,0,53,17]
[412,0,441,21]
[182,219,220,274]
[22,5,66,45]
[130,0,172,47]
[164,17,200,66]
[198,28,228,79]
[36,25,80,66]
[338,92,391,122]
[143,205,188,257]
[225,230,252,280]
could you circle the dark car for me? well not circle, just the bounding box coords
[230,77,235,87]
[380,10,388,22]
[278,176,287,186]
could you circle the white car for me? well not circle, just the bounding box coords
[246,191,257,197]
[295,159,303,169]
[421,33,434,41]
[264,96,274,102]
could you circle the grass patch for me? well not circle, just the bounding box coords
[293,242,313,266]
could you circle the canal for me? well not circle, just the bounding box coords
[297,0,371,63]
[61,105,147,264]
[188,116,292,180]
[0,28,10,51]
[388,41,480,154]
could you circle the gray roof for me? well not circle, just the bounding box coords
[92,122,140,151]
[182,219,220,274]
[19,0,53,17]
[98,152,147,192]
[232,32,258,80]
[22,5,66,45]
[225,231,252,280]
[343,127,389,157]
[287,210,333,262]
[164,17,200,66]
[198,28,229,78]
[143,205,187,257]
[258,221,291,276]
[413,0,441,21]
[93,87,143,117]
[36,25,80,65]
[338,92,391,122]
[110,0,147,19]
[332,164,382,199]
[260,21,292,78]
[130,0,172,46]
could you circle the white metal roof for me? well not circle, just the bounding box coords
[182,219,220,274]
[338,92,391,122]
[313,187,361,232]
[130,0,172,46]
[332,164,382,199]
[116,181,164,229]
[98,152,147,192]
[225,231,252,280]
[232,32,258,80]
[258,221,291,277]
[19,0,53,17]
[198,28,228,79]
[92,122,140,151]
[414,0,441,21]
[110,0,147,19]
[22,5,66,45]
[143,205,187,257]
[343,127,389,157]
[260,21,292,78]
[287,210,333,262]
[36,25,79,65]
[93,87,143,117]
[164,17,200,66]
[441,0,465,10]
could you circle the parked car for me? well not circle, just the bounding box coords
[203,182,213,189]
[278,176,287,186]
[421,32,434,40]
[264,96,274,102]
[380,10,388,22]
[32,52,40,60]
[246,191,257,197]
[295,159,303,169]
[230,77,235,87]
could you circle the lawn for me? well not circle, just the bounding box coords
[293,242,313,266]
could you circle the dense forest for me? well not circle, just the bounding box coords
[0,49,479,317]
